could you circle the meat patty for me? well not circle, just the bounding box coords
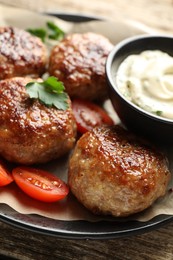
[68,125,170,217]
[48,32,113,100]
[0,27,47,79]
[0,77,77,165]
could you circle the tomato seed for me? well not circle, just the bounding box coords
[28,178,52,190]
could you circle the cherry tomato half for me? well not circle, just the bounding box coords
[0,160,13,187]
[72,99,114,134]
[12,167,69,203]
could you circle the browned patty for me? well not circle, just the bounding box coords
[68,125,170,217]
[0,77,77,165]
[0,27,47,79]
[48,32,113,100]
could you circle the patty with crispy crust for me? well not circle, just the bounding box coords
[0,77,77,165]
[0,27,47,79]
[49,32,113,100]
[68,125,170,217]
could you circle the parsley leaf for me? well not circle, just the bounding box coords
[156,110,162,116]
[27,21,65,42]
[47,21,65,40]
[26,77,69,110]
[27,28,47,42]
[44,76,65,93]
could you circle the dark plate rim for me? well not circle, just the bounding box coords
[0,12,172,239]
[0,206,173,239]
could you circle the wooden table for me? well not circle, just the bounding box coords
[0,1,173,259]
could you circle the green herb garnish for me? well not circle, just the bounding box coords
[27,28,47,42]
[47,21,65,40]
[27,21,65,42]
[26,76,69,110]
[156,110,162,116]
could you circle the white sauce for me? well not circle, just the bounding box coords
[116,50,173,119]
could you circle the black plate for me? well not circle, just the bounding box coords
[0,13,172,239]
[0,204,173,239]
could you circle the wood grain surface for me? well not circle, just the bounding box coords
[0,1,173,259]
[0,220,173,260]
[0,219,171,260]
[0,0,173,33]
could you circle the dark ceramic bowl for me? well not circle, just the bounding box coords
[106,34,173,145]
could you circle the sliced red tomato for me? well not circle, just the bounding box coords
[12,167,69,203]
[0,160,13,187]
[72,99,114,134]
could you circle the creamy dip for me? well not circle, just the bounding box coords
[116,50,173,119]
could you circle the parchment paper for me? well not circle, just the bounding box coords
[0,4,172,223]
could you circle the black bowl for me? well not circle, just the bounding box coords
[106,34,173,145]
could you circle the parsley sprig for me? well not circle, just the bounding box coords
[27,21,65,42]
[26,76,69,110]
[47,21,65,40]
[27,28,46,42]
